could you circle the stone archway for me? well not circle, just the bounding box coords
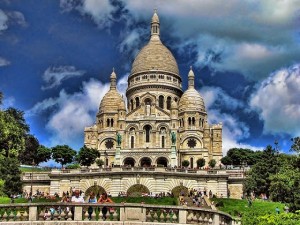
[172,185,188,197]
[85,185,106,198]
[140,157,152,167]
[123,157,135,167]
[127,184,150,197]
[156,157,168,167]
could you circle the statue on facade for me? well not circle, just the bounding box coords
[171,131,176,145]
[116,132,122,146]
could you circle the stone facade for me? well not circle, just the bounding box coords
[84,11,222,169]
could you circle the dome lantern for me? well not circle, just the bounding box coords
[188,66,195,89]
[110,68,117,90]
[151,9,160,41]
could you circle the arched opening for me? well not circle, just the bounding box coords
[85,185,106,199]
[171,185,188,197]
[188,117,191,126]
[144,125,151,143]
[130,99,134,111]
[140,157,152,167]
[156,157,168,167]
[127,184,150,197]
[131,136,134,148]
[161,136,165,148]
[190,157,194,168]
[106,118,110,127]
[167,96,171,110]
[135,97,140,108]
[159,95,164,109]
[123,157,135,167]
[111,118,114,127]
[144,98,152,105]
[192,117,195,126]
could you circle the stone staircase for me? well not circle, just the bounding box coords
[179,195,212,209]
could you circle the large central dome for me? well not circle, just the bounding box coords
[130,10,180,76]
[131,39,179,75]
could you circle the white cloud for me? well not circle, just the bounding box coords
[0,9,8,32]
[60,0,117,29]
[122,0,300,80]
[200,86,244,110]
[42,66,86,90]
[250,64,300,137]
[200,86,263,153]
[0,57,10,66]
[29,73,127,149]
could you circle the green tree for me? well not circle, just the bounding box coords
[96,159,104,167]
[19,135,51,165]
[52,145,76,168]
[196,158,205,168]
[0,109,29,157]
[291,137,300,154]
[245,145,278,197]
[0,157,22,196]
[76,145,100,168]
[221,156,232,168]
[208,159,216,168]
[182,160,190,167]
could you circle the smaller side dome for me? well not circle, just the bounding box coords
[99,69,125,113]
[178,89,206,113]
[178,67,206,113]
[99,90,125,113]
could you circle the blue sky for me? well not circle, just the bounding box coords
[0,0,300,155]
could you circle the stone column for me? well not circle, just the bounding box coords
[178,208,187,224]
[29,206,37,221]
[74,206,82,220]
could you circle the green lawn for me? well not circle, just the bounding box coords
[19,167,51,172]
[0,196,177,205]
[213,198,285,217]
[111,196,178,205]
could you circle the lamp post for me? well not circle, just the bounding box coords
[30,159,35,200]
[241,161,247,199]
[274,140,280,201]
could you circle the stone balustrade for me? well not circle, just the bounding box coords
[0,203,240,225]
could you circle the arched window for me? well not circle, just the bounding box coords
[190,158,194,168]
[167,96,171,110]
[202,119,204,127]
[135,97,140,108]
[107,119,110,127]
[131,136,134,148]
[162,136,165,148]
[188,117,191,126]
[179,119,182,127]
[144,125,151,143]
[159,95,164,109]
[130,99,134,111]
[199,118,202,127]
[182,118,184,127]
[192,117,195,126]
[111,118,114,127]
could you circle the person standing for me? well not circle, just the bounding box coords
[97,193,113,220]
[71,190,84,220]
[87,192,97,220]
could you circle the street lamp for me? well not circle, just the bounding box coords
[30,159,35,201]
[274,140,280,201]
[241,161,247,199]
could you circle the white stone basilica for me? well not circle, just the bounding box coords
[84,11,223,168]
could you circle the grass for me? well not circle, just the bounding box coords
[19,167,51,172]
[213,198,285,217]
[0,197,59,204]
[111,196,178,205]
[0,196,178,205]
